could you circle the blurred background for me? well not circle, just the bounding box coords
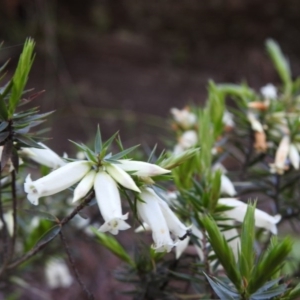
[1,0,300,299]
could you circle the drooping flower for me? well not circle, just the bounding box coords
[45,258,73,289]
[20,142,66,169]
[94,171,130,235]
[170,107,197,129]
[218,198,281,234]
[137,188,176,252]
[24,160,92,205]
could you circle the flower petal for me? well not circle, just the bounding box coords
[21,142,65,169]
[73,170,96,203]
[24,161,92,205]
[94,171,130,235]
[106,163,140,192]
[117,160,171,177]
[138,188,175,252]
[219,198,281,234]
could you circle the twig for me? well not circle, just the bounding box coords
[6,192,94,271]
[59,230,94,300]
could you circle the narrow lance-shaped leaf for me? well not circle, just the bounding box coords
[35,225,61,248]
[8,38,35,117]
[209,171,221,212]
[202,214,242,292]
[204,273,239,300]
[239,203,256,282]
[94,125,102,154]
[248,236,292,294]
[109,145,140,160]
[266,39,292,95]
[91,228,135,267]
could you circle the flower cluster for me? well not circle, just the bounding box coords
[23,137,192,252]
[245,83,300,174]
[24,157,171,235]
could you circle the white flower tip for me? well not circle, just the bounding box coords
[274,214,281,224]
[24,174,39,205]
[99,216,131,235]
[152,242,175,253]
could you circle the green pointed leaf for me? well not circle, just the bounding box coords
[14,134,44,148]
[286,283,300,299]
[23,209,58,222]
[8,38,35,117]
[91,228,135,267]
[94,125,102,154]
[35,225,61,248]
[102,131,118,151]
[239,203,255,280]
[250,284,286,300]
[109,145,140,160]
[202,214,242,292]
[266,39,292,95]
[204,273,238,299]
[248,237,292,294]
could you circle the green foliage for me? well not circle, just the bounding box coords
[266,39,292,95]
[202,214,242,292]
[8,38,35,118]
[91,227,135,267]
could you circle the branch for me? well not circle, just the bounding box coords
[6,192,95,271]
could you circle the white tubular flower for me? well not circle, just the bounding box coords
[220,174,237,196]
[116,160,171,177]
[21,143,66,169]
[260,83,277,99]
[138,188,175,252]
[289,143,300,170]
[170,107,197,129]
[105,163,141,192]
[94,171,130,235]
[156,196,190,240]
[247,112,264,132]
[72,170,96,203]
[45,258,73,289]
[270,135,290,174]
[24,161,92,205]
[218,198,281,234]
